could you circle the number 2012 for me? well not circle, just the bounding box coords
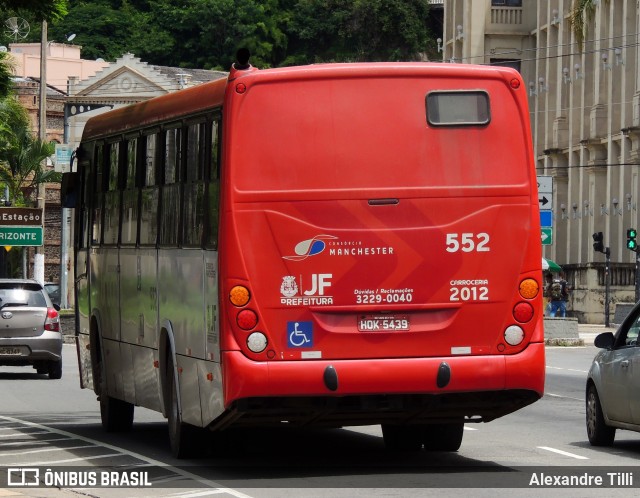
[445,233,490,253]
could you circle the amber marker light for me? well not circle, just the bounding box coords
[230,285,250,306]
[519,278,539,299]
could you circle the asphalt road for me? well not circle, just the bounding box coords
[1,343,639,497]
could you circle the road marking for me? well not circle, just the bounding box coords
[0,431,50,438]
[0,415,254,498]
[545,392,584,402]
[0,444,94,456]
[538,446,589,460]
[546,366,588,374]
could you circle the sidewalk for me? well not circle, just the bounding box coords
[578,323,616,346]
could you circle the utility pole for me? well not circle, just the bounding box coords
[35,20,47,284]
[605,247,611,327]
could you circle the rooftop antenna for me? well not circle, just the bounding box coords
[4,17,29,41]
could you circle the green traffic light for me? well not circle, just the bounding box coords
[627,228,638,251]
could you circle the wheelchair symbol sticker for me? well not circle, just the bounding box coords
[287,321,313,348]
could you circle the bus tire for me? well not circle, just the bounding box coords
[586,384,615,446]
[423,422,464,451]
[381,424,423,451]
[167,359,201,458]
[100,394,134,432]
[97,351,134,432]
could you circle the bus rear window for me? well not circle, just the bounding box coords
[426,91,490,126]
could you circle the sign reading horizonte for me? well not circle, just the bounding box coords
[0,208,43,247]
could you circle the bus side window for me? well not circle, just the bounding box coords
[102,141,121,245]
[121,137,139,246]
[139,133,160,246]
[183,121,206,247]
[160,127,181,247]
[91,144,105,246]
[204,117,220,250]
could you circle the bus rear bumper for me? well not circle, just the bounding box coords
[216,343,544,429]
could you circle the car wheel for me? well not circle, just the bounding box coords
[423,422,464,451]
[167,360,201,458]
[381,424,423,451]
[48,360,62,380]
[586,384,615,446]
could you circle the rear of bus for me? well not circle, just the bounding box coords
[217,63,543,438]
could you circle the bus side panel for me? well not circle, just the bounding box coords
[158,249,206,426]
[200,251,224,425]
[119,341,136,404]
[119,248,140,346]
[204,251,221,362]
[76,243,92,390]
[92,248,121,341]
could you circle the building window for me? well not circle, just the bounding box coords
[490,59,521,73]
[491,0,522,6]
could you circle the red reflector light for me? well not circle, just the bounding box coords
[510,78,521,89]
[45,308,60,332]
[513,302,534,323]
[237,309,258,330]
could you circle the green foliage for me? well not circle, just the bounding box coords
[0,51,15,99]
[0,0,68,22]
[0,98,58,207]
[42,0,432,69]
[570,0,608,51]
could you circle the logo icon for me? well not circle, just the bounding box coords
[283,235,337,261]
[287,321,313,347]
[2,311,12,319]
[280,276,298,298]
[8,468,39,486]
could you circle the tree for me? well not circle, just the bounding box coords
[0,97,59,206]
[570,0,602,51]
[0,0,68,22]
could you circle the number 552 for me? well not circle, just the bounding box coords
[445,233,490,253]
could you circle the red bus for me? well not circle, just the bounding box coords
[63,55,544,458]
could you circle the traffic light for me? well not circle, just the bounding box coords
[593,232,604,253]
[627,228,638,251]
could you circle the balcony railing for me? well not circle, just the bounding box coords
[491,7,523,25]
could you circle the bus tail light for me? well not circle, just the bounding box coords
[230,286,250,307]
[504,325,524,346]
[247,332,268,353]
[237,309,258,330]
[513,302,534,323]
[44,308,60,332]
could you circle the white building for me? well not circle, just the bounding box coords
[443,0,640,323]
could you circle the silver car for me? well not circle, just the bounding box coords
[0,279,62,379]
[586,305,640,445]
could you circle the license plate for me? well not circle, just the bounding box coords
[358,315,409,332]
[0,347,22,356]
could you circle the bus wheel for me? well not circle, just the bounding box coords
[97,357,133,432]
[586,384,615,446]
[167,362,201,458]
[423,422,464,451]
[381,424,423,451]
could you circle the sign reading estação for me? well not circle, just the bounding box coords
[0,208,43,247]
[0,208,43,226]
